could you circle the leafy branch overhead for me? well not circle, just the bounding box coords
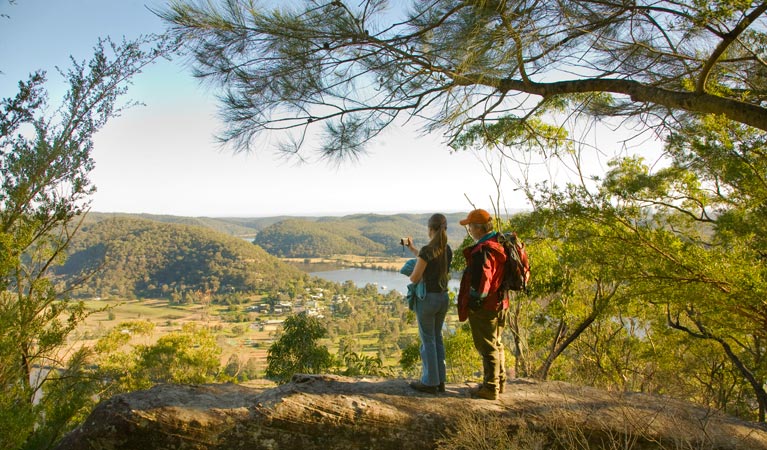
[161,0,767,159]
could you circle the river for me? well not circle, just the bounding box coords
[300,264,459,294]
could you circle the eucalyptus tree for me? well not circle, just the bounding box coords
[160,0,767,159]
[265,312,334,383]
[504,206,649,381]
[0,36,173,448]
[502,115,767,421]
[597,121,767,421]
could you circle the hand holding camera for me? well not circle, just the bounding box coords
[400,236,417,256]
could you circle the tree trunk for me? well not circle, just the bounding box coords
[508,296,529,377]
[670,312,767,423]
[717,337,767,423]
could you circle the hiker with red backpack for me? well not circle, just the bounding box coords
[457,209,509,400]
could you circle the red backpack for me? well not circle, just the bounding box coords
[498,232,530,292]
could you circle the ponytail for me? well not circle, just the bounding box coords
[427,213,448,254]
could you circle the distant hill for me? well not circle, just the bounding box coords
[253,213,470,257]
[82,210,527,258]
[57,217,305,299]
[83,212,293,238]
[85,212,474,257]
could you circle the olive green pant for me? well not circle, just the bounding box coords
[468,307,508,392]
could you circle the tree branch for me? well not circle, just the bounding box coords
[696,2,767,93]
[477,77,767,132]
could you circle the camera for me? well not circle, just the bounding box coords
[399,237,410,246]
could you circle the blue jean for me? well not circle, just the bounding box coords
[415,291,449,386]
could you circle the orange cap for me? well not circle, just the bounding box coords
[459,209,492,225]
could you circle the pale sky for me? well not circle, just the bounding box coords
[0,1,638,217]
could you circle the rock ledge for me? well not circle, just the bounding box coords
[55,374,767,450]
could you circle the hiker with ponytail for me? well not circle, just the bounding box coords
[402,213,453,394]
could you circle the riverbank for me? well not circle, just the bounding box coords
[281,254,411,272]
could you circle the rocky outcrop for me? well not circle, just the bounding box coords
[56,374,767,450]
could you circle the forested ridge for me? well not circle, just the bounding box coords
[84,211,475,258]
[84,212,474,258]
[56,217,305,299]
[253,212,469,257]
[83,212,296,238]
[53,212,477,299]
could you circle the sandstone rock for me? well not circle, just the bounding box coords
[55,374,767,450]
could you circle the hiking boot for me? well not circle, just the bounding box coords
[470,385,498,400]
[438,382,445,393]
[410,381,438,394]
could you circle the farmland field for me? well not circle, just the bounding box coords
[73,298,276,371]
